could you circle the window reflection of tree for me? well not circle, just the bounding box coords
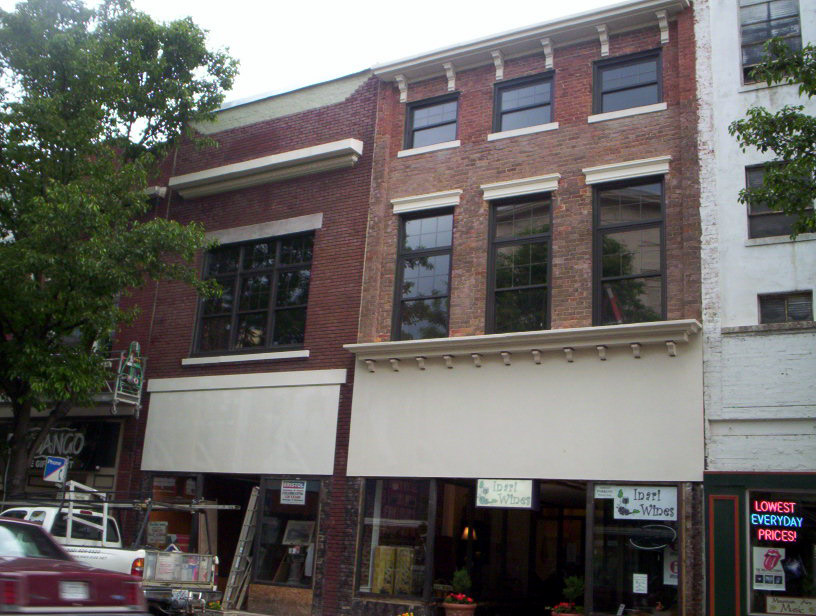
[600,235,661,324]
[400,255,448,339]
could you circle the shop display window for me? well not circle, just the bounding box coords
[357,479,430,598]
[591,485,679,614]
[748,490,816,614]
[254,479,320,587]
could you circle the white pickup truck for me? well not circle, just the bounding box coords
[1,505,220,616]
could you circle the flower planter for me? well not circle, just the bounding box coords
[444,603,477,616]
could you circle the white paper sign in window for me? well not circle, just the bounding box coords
[612,486,677,521]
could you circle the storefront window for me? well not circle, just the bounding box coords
[591,485,679,614]
[357,479,430,598]
[254,479,320,586]
[749,490,816,614]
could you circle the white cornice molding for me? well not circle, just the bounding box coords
[372,0,689,84]
[480,173,561,200]
[168,138,364,199]
[205,213,323,244]
[147,369,347,393]
[345,320,701,362]
[583,155,671,185]
[391,189,463,214]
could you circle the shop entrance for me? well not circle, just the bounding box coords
[435,480,586,615]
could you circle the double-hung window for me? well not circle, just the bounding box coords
[745,165,801,238]
[488,195,551,333]
[739,0,801,82]
[196,234,312,353]
[595,180,664,325]
[394,212,453,340]
[594,50,661,114]
[493,73,553,133]
[405,96,458,149]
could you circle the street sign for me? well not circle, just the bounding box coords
[43,456,68,483]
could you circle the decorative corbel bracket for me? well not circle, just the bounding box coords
[471,353,482,368]
[531,350,542,365]
[596,345,608,361]
[563,347,574,363]
[666,341,677,357]
[389,358,400,372]
[442,62,456,91]
[656,10,669,45]
[597,24,609,57]
[415,356,426,371]
[500,352,512,366]
[443,354,454,369]
[630,343,642,359]
[365,359,376,373]
[491,50,504,81]
[540,38,553,69]
[395,74,408,103]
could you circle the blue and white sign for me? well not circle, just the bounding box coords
[43,456,68,483]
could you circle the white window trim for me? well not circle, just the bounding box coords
[480,174,561,201]
[487,122,559,142]
[205,213,323,244]
[148,369,347,392]
[397,140,460,158]
[181,349,310,366]
[391,189,462,214]
[583,155,671,185]
[745,232,816,247]
[587,102,667,124]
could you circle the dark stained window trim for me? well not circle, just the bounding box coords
[486,194,553,334]
[192,232,313,356]
[492,71,555,133]
[592,49,662,115]
[403,93,460,150]
[593,177,667,326]
[391,209,454,341]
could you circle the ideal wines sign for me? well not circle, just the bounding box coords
[476,479,537,510]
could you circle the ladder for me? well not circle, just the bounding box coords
[222,486,259,610]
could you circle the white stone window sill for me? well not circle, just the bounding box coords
[745,232,816,247]
[738,80,795,94]
[587,102,667,124]
[181,349,310,366]
[487,122,559,141]
[397,140,460,158]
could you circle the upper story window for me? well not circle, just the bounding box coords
[493,73,553,133]
[488,195,551,333]
[745,165,801,238]
[595,179,664,325]
[196,234,312,353]
[594,50,661,114]
[405,96,458,149]
[394,212,453,340]
[739,0,801,82]
[759,291,813,323]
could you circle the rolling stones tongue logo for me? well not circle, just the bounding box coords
[763,549,782,570]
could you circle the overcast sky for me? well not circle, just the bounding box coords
[1,0,616,104]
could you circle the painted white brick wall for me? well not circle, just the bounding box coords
[696,0,816,472]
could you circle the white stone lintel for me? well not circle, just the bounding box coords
[481,174,561,200]
[391,189,462,214]
[583,155,671,185]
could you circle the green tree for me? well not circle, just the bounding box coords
[0,0,237,495]
[729,39,816,237]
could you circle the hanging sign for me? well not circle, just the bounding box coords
[613,486,677,521]
[281,480,307,505]
[476,479,536,509]
[753,547,786,591]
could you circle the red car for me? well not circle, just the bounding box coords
[0,517,147,614]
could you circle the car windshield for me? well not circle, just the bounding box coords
[0,521,68,559]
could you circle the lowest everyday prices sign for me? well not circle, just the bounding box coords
[602,485,678,521]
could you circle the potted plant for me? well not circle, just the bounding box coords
[443,568,476,615]
[548,576,584,615]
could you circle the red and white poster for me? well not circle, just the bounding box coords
[753,547,786,591]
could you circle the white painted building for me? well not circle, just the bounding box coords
[695,1,816,613]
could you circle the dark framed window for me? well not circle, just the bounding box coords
[253,478,321,586]
[488,195,551,333]
[594,179,665,325]
[393,211,453,340]
[745,165,801,238]
[195,234,312,353]
[739,0,801,82]
[594,50,661,114]
[759,291,813,323]
[405,95,458,149]
[493,73,553,133]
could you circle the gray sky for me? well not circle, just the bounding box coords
[1,0,615,104]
